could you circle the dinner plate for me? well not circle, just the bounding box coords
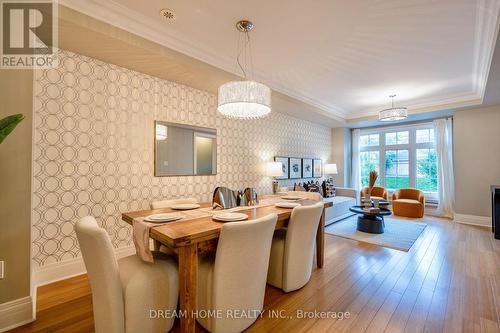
[275,202,301,208]
[212,212,248,222]
[171,203,201,210]
[280,195,302,200]
[145,213,183,223]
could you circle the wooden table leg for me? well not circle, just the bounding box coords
[153,239,161,251]
[178,243,198,333]
[316,208,325,268]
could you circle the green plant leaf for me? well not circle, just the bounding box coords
[0,114,25,144]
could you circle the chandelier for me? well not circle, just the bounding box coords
[217,20,271,119]
[379,94,408,122]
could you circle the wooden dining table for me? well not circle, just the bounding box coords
[122,195,332,333]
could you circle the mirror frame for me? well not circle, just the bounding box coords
[154,120,218,177]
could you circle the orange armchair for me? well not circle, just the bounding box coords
[361,186,388,201]
[391,188,425,218]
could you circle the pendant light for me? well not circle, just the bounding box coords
[217,20,271,119]
[379,94,408,122]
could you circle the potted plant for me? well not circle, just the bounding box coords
[0,114,24,144]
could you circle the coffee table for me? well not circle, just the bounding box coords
[349,205,392,234]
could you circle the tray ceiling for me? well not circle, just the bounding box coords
[60,0,500,120]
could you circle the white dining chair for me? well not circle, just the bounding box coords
[267,202,324,292]
[150,197,198,209]
[197,213,278,333]
[283,191,322,201]
[75,216,179,333]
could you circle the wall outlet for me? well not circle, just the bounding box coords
[0,261,4,279]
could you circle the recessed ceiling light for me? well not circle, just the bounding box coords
[159,8,176,22]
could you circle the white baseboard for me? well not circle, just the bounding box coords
[454,214,492,227]
[34,245,136,287]
[0,296,34,333]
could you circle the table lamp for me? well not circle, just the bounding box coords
[324,163,338,181]
[266,161,282,194]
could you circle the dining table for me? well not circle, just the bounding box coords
[121,195,332,333]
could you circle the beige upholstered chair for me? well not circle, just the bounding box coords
[197,214,278,333]
[150,197,198,209]
[75,216,179,333]
[361,186,388,201]
[267,202,324,292]
[283,191,322,201]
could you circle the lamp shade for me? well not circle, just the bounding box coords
[266,161,282,177]
[217,81,271,119]
[324,163,338,175]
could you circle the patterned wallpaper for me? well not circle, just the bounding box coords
[32,50,332,267]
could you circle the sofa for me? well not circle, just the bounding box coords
[278,186,357,226]
[323,187,358,225]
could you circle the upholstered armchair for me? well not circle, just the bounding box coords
[391,188,425,218]
[361,186,388,201]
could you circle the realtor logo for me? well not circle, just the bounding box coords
[1,0,58,68]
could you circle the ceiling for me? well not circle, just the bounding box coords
[61,0,500,122]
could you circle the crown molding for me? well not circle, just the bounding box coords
[59,0,500,121]
[472,0,500,99]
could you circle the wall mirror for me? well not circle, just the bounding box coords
[155,121,217,176]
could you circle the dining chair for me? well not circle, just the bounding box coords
[75,216,179,333]
[267,202,324,292]
[197,213,278,333]
[150,197,198,209]
[283,190,322,201]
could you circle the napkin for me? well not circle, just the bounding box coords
[132,217,156,263]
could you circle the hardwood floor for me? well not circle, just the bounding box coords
[8,216,500,333]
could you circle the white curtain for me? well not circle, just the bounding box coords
[351,129,361,191]
[433,118,455,218]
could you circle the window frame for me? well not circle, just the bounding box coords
[359,122,437,201]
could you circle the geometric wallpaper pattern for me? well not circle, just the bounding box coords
[32,49,331,266]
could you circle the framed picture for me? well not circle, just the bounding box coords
[289,158,302,179]
[302,158,313,178]
[313,159,322,178]
[274,156,289,179]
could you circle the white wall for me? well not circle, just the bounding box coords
[454,105,500,218]
[331,127,350,187]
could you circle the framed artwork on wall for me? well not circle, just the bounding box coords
[313,159,322,178]
[302,158,313,178]
[274,156,289,179]
[289,158,302,179]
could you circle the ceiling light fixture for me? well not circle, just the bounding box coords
[379,94,408,122]
[217,20,271,119]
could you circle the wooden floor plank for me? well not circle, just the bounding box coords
[7,216,500,333]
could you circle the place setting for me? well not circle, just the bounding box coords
[144,213,184,223]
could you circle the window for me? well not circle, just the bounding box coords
[360,134,379,147]
[385,131,409,145]
[385,150,409,190]
[416,148,437,192]
[416,128,435,143]
[358,123,438,199]
[360,151,380,187]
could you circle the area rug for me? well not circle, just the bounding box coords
[325,216,427,251]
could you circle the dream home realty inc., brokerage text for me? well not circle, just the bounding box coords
[149,309,351,320]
